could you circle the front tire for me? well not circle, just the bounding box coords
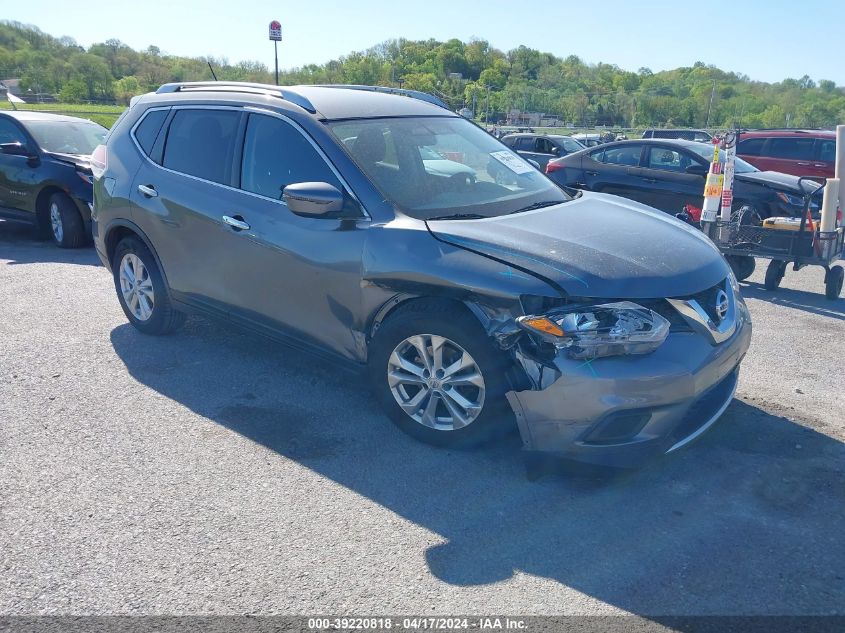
[47,193,86,248]
[726,255,756,282]
[112,236,185,335]
[368,300,514,447]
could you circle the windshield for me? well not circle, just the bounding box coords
[558,137,586,153]
[26,119,107,156]
[686,144,758,173]
[329,116,569,220]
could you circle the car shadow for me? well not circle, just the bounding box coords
[110,319,845,617]
[740,280,845,321]
[0,219,100,267]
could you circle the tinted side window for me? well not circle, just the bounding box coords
[133,109,168,157]
[647,147,686,171]
[738,138,766,156]
[0,118,25,144]
[768,137,815,161]
[535,138,554,154]
[241,114,341,199]
[516,137,534,151]
[163,109,240,185]
[817,139,836,163]
[597,145,643,166]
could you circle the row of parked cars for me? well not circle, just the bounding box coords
[0,85,798,472]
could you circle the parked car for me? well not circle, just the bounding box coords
[570,133,605,148]
[93,82,751,469]
[0,111,105,247]
[546,139,821,225]
[642,128,713,143]
[737,129,836,179]
[500,133,586,169]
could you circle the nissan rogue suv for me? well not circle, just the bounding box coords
[92,82,752,469]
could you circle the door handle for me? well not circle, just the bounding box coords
[796,162,810,166]
[585,170,598,177]
[137,184,158,198]
[222,215,250,231]
[813,164,826,168]
[639,177,657,183]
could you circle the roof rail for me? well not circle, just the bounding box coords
[314,84,450,110]
[155,82,316,113]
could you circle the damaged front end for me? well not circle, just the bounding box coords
[476,290,751,469]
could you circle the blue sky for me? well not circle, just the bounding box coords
[6,0,844,84]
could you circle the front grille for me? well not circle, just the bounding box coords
[686,279,728,324]
[640,299,692,332]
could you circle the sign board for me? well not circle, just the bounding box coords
[269,20,282,41]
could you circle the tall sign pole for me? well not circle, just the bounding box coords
[269,20,282,85]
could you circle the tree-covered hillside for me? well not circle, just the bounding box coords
[1,20,843,129]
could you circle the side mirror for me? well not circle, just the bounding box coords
[0,142,36,159]
[685,164,708,176]
[282,182,345,217]
[551,146,561,156]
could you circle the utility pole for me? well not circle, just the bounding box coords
[705,79,716,129]
[485,85,491,124]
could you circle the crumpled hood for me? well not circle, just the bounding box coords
[45,151,92,172]
[426,191,729,299]
[736,170,810,193]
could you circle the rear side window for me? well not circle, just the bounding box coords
[133,109,168,157]
[738,138,766,156]
[240,114,341,199]
[768,137,815,161]
[515,137,534,151]
[594,144,643,166]
[817,139,836,163]
[163,109,240,185]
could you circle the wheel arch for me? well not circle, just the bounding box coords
[34,186,69,230]
[103,219,168,288]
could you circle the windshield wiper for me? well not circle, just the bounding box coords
[426,213,487,221]
[510,200,563,214]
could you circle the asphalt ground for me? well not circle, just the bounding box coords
[1,218,843,618]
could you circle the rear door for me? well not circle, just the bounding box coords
[639,144,706,212]
[128,106,247,316]
[761,136,816,176]
[582,143,649,203]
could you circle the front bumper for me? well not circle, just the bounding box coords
[506,309,752,469]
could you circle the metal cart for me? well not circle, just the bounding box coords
[706,178,844,300]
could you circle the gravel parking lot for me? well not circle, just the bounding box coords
[1,218,844,617]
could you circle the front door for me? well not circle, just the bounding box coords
[0,117,38,214]
[221,111,368,359]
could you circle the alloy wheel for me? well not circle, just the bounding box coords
[119,253,155,321]
[49,202,63,243]
[387,334,486,431]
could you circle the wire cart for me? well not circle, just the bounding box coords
[706,178,844,300]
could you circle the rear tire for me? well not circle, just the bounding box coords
[368,300,514,448]
[764,260,787,291]
[47,192,86,248]
[112,236,185,335]
[825,265,844,300]
[727,255,756,282]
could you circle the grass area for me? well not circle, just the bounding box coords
[0,102,124,128]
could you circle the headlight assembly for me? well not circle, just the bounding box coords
[517,302,670,360]
[776,191,805,207]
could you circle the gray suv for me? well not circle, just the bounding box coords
[92,82,751,469]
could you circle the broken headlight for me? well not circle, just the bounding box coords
[516,301,670,360]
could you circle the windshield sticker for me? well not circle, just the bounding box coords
[490,150,535,174]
